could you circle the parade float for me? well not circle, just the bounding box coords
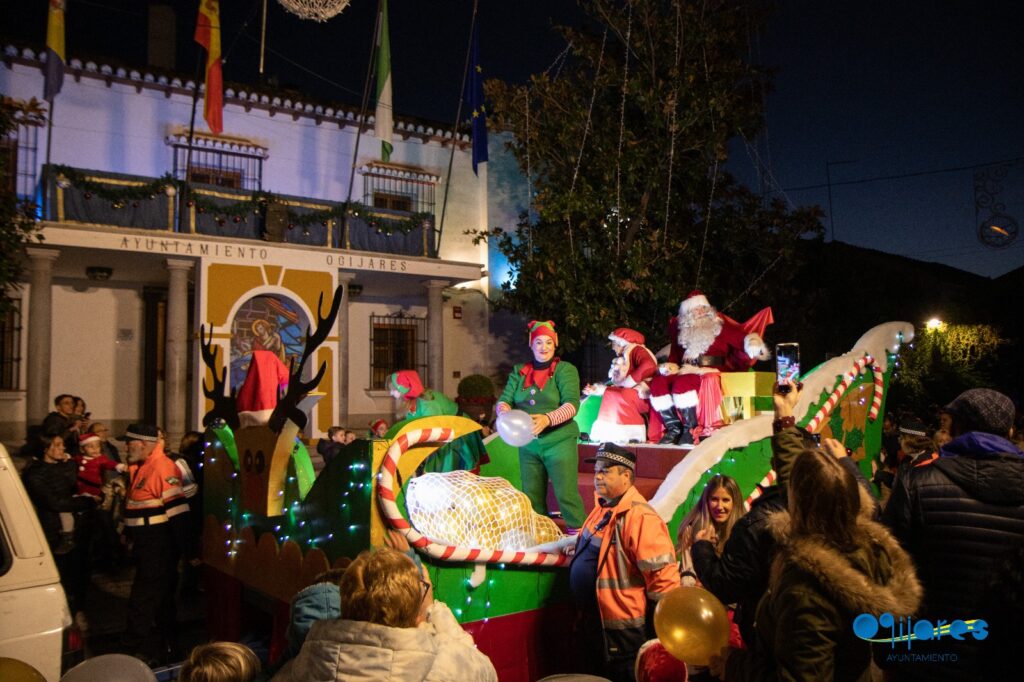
[198,289,913,680]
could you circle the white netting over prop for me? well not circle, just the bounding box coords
[406,470,564,550]
[277,0,351,22]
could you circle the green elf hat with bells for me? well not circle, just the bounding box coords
[528,320,558,345]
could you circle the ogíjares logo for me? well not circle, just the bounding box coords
[853,612,988,649]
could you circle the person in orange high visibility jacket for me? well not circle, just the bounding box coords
[567,442,680,682]
[119,423,190,665]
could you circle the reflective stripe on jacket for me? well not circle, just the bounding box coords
[124,444,188,527]
[579,485,680,658]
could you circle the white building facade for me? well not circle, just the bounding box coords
[1,44,513,447]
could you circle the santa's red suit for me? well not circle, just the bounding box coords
[649,292,771,445]
[588,328,658,443]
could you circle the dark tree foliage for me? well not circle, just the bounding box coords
[0,97,45,315]
[479,0,823,351]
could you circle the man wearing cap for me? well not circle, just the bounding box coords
[872,416,935,506]
[883,388,1024,679]
[120,423,191,664]
[648,291,770,446]
[568,442,680,681]
[585,327,658,444]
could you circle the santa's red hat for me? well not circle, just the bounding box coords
[79,433,101,448]
[236,350,290,426]
[608,327,645,346]
[388,370,425,399]
[528,320,558,346]
[679,290,711,315]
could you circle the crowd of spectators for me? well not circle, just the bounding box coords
[17,377,1022,680]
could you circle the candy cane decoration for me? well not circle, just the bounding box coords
[805,354,877,433]
[744,469,777,509]
[868,362,884,421]
[377,427,569,567]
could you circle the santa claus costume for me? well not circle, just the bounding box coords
[587,328,658,443]
[649,292,771,445]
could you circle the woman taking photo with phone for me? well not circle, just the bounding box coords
[677,474,744,584]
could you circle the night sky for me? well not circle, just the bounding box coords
[3,0,1021,278]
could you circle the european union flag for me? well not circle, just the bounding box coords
[467,24,488,175]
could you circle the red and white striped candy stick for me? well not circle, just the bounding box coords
[805,354,875,433]
[376,427,570,568]
[744,469,777,509]
[868,362,884,421]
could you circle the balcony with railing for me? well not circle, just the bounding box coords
[44,165,438,258]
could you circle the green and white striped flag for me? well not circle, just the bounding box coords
[374,0,393,162]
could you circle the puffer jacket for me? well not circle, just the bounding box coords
[882,431,1024,680]
[272,600,496,682]
[21,457,94,548]
[727,488,922,682]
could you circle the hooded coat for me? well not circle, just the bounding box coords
[272,601,496,682]
[726,487,922,682]
[882,431,1024,679]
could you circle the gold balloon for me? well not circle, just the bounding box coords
[653,586,730,666]
[0,658,47,682]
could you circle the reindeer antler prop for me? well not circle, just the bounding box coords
[268,285,344,433]
[200,324,240,429]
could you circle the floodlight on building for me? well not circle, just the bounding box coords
[926,318,944,330]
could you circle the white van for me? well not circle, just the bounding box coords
[0,443,84,680]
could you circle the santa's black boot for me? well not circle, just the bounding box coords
[676,407,698,446]
[657,408,683,444]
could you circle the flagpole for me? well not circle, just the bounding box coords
[437,0,478,249]
[258,0,269,83]
[183,45,204,231]
[43,98,55,220]
[341,0,383,248]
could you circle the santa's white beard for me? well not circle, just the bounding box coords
[678,309,723,359]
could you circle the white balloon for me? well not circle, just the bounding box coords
[496,409,535,447]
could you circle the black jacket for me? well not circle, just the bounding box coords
[882,431,1024,680]
[692,485,785,645]
[21,458,94,548]
[692,425,878,646]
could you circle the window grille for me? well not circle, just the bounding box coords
[361,163,438,215]
[168,131,267,191]
[0,299,22,390]
[370,312,427,389]
[1,123,39,200]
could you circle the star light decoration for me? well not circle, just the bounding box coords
[277,0,350,22]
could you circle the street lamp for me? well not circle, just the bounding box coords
[926,318,944,331]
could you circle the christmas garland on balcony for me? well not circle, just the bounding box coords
[50,165,432,236]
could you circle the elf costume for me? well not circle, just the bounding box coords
[389,370,483,473]
[497,320,585,528]
[388,370,458,420]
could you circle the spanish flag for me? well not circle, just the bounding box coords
[44,0,66,102]
[194,0,223,134]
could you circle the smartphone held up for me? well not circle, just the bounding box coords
[775,342,800,394]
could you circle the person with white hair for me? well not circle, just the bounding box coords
[648,291,770,445]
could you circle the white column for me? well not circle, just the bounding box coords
[337,271,356,425]
[164,258,193,447]
[25,248,59,424]
[423,279,449,392]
